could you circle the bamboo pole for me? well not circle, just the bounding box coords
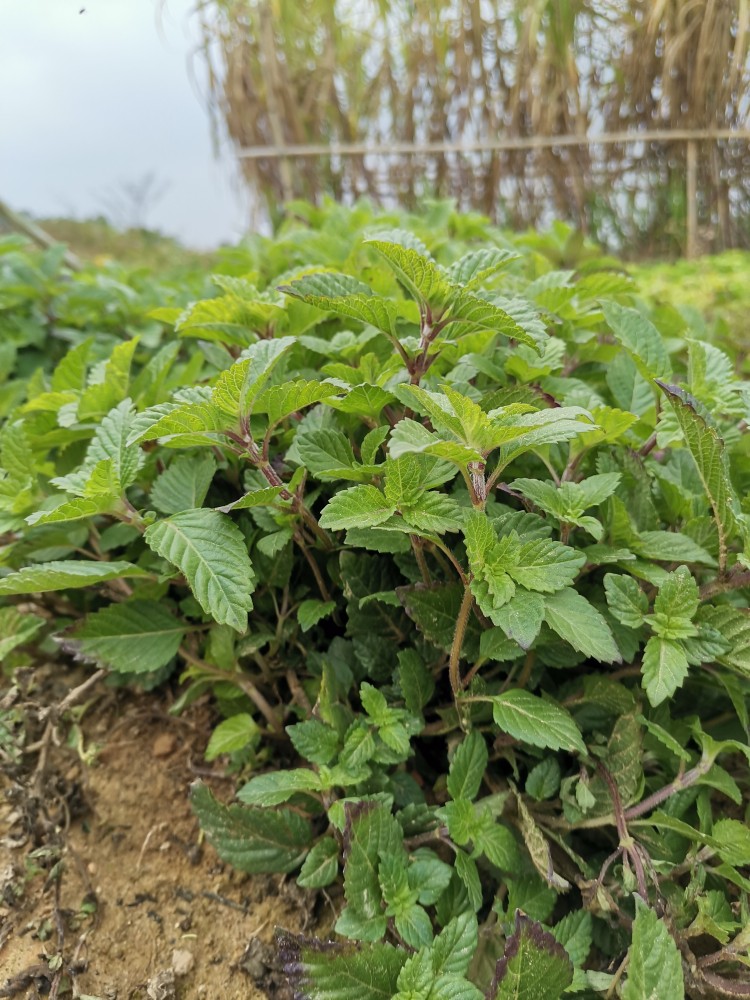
[686,139,698,258]
[0,199,82,270]
[235,126,750,160]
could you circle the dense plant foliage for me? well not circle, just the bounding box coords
[1,204,749,998]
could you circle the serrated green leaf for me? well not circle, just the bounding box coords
[447,248,521,287]
[552,911,592,969]
[454,850,482,911]
[446,731,487,802]
[397,649,435,713]
[395,903,433,951]
[543,588,620,663]
[144,509,255,632]
[652,566,699,626]
[641,636,689,707]
[86,399,143,490]
[526,759,561,801]
[384,453,427,507]
[297,836,340,889]
[297,429,357,478]
[360,425,389,466]
[389,418,483,466]
[238,768,321,806]
[621,898,684,1000]
[366,238,452,306]
[401,492,463,535]
[254,378,342,425]
[512,474,620,521]
[190,782,310,874]
[0,606,45,660]
[712,819,750,866]
[204,713,259,760]
[488,690,586,754]
[444,291,541,349]
[602,301,669,379]
[432,913,479,976]
[132,397,226,448]
[0,560,149,595]
[320,485,396,530]
[151,454,217,514]
[474,816,519,871]
[280,272,402,337]
[68,601,185,674]
[327,383,395,419]
[218,485,284,512]
[298,599,336,632]
[338,803,404,942]
[657,380,741,571]
[78,337,138,419]
[287,718,340,766]
[175,296,267,346]
[280,934,405,1000]
[604,574,648,629]
[489,911,574,1000]
[407,848,452,906]
[508,538,585,593]
[479,628,525,662]
[633,530,716,567]
[702,606,750,675]
[493,408,597,468]
[51,338,92,392]
[26,494,120,527]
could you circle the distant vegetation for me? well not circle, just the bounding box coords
[37,216,215,272]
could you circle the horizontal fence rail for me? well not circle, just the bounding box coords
[235,128,750,160]
[235,127,750,259]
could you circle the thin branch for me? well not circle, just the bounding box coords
[699,568,750,600]
[624,753,713,820]
[449,584,474,696]
[179,647,283,736]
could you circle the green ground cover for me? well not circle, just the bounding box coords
[1,202,748,999]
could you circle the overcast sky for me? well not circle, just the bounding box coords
[1,0,247,247]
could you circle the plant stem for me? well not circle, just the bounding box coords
[485,463,507,495]
[409,308,443,384]
[449,584,474,696]
[410,535,432,584]
[294,532,332,603]
[516,650,536,689]
[624,753,713,820]
[258,455,333,550]
[179,648,283,736]
[431,538,468,584]
[699,567,750,600]
[638,431,658,457]
[467,460,487,509]
[598,762,648,899]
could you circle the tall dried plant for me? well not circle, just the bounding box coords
[193,0,750,254]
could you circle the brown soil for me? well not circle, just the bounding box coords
[0,666,319,999]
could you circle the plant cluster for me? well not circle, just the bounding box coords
[1,205,749,998]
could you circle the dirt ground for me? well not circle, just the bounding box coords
[0,666,321,999]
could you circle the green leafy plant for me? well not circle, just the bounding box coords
[1,204,749,998]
